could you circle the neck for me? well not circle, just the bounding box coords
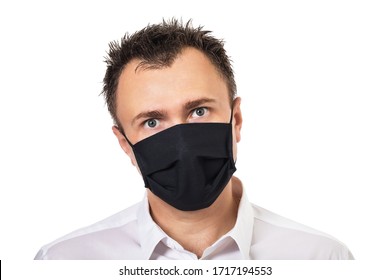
[147,180,240,258]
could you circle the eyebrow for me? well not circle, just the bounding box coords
[131,110,167,126]
[131,97,217,126]
[184,98,216,110]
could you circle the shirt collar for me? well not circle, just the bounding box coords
[218,176,254,259]
[136,176,254,260]
[136,193,167,260]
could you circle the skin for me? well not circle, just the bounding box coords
[113,47,243,258]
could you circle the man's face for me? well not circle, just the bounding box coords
[113,47,242,168]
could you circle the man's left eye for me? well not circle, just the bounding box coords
[192,107,208,117]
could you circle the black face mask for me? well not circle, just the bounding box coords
[124,115,236,211]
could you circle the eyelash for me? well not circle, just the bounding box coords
[142,107,209,128]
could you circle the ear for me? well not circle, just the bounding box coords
[232,97,243,143]
[112,126,137,166]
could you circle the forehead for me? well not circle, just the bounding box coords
[116,48,230,118]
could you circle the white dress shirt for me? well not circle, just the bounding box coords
[34,177,353,260]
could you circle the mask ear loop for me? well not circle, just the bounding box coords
[228,106,237,164]
[120,129,150,190]
[229,107,234,124]
[121,130,134,148]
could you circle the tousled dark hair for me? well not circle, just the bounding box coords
[101,18,236,130]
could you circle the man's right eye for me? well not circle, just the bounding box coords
[144,119,159,128]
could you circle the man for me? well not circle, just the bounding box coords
[35,19,353,260]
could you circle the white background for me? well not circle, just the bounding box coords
[0,0,389,267]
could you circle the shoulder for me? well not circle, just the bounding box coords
[35,202,143,260]
[249,204,354,260]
